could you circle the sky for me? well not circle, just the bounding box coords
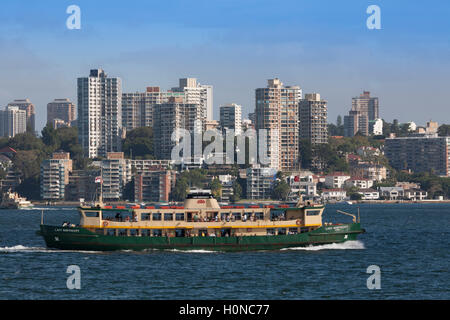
[0,0,450,132]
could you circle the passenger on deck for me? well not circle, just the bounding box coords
[243,213,247,222]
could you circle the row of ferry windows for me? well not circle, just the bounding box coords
[95,227,310,237]
[87,211,268,221]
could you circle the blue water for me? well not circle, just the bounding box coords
[0,204,448,299]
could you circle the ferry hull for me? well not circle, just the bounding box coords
[38,224,365,252]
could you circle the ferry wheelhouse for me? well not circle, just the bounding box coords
[38,191,365,252]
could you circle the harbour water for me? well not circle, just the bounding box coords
[0,204,448,299]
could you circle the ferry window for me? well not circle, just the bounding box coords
[277,228,287,235]
[198,229,208,236]
[306,210,321,216]
[118,230,127,236]
[176,213,185,221]
[85,211,100,218]
[271,210,285,221]
[221,229,231,237]
[152,213,161,221]
[95,228,104,235]
[141,213,151,221]
[288,228,299,235]
[266,228,276,236]
[232,212,241,220]
[255,212,264,220]
[141,229,151,237]
[130,229,139,236]
[102,212,117,221]
[107,229,116,236]
[300,227,310,233]
[175,229,185,237]
[152,229,162,237]
[164,213,173,221]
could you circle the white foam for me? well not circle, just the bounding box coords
[281,240,365,251]
[164,249,220,254]
[0,245,98,254]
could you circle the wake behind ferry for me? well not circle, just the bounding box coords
[37,190,365,252]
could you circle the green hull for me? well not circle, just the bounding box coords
[38,224,365,252]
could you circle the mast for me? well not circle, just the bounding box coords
[99,165,103,206]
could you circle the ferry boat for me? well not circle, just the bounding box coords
[1,191,33,209]
[37,190,365,252]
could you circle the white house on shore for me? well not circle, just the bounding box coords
[324,173,351,189]
[357,188,380,200]
[321,189,347,201]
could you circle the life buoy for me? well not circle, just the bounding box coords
[103,221,109,227]
[296,219,301,226]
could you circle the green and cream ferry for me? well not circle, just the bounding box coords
[38,190,365,252]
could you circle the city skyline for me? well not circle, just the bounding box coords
[1,1,450,132]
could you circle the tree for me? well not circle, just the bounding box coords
[231,180,242,203]
[271,180,291,201]
[122,127,154,159]
[122,180,135,201]
[438,124,450,137]
[209,178,222,199]
[13,150,45,200]
[9,132,44,151]
[350,192,363,201]
[299,139,312,169]
[41,124,60,152]
[171,178,189,201]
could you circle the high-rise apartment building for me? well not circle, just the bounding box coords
[220,103,242,135]
[172,78,213,121]
[153,97,203,160]
[40,152,73,200]
[299,93,328,144]
[246,165,278,199]
[352,91,379,121]
[344,110,368,136]
[122,87,184,131]
[385,135,450,176]
[77,69,122,158]
[47,98,76,127]
[344,91,379,137]
[7,99,35,133]
[101,152,131,201]
[255,78,302,170]
[134,170,176,203]
[0,106,27,138]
